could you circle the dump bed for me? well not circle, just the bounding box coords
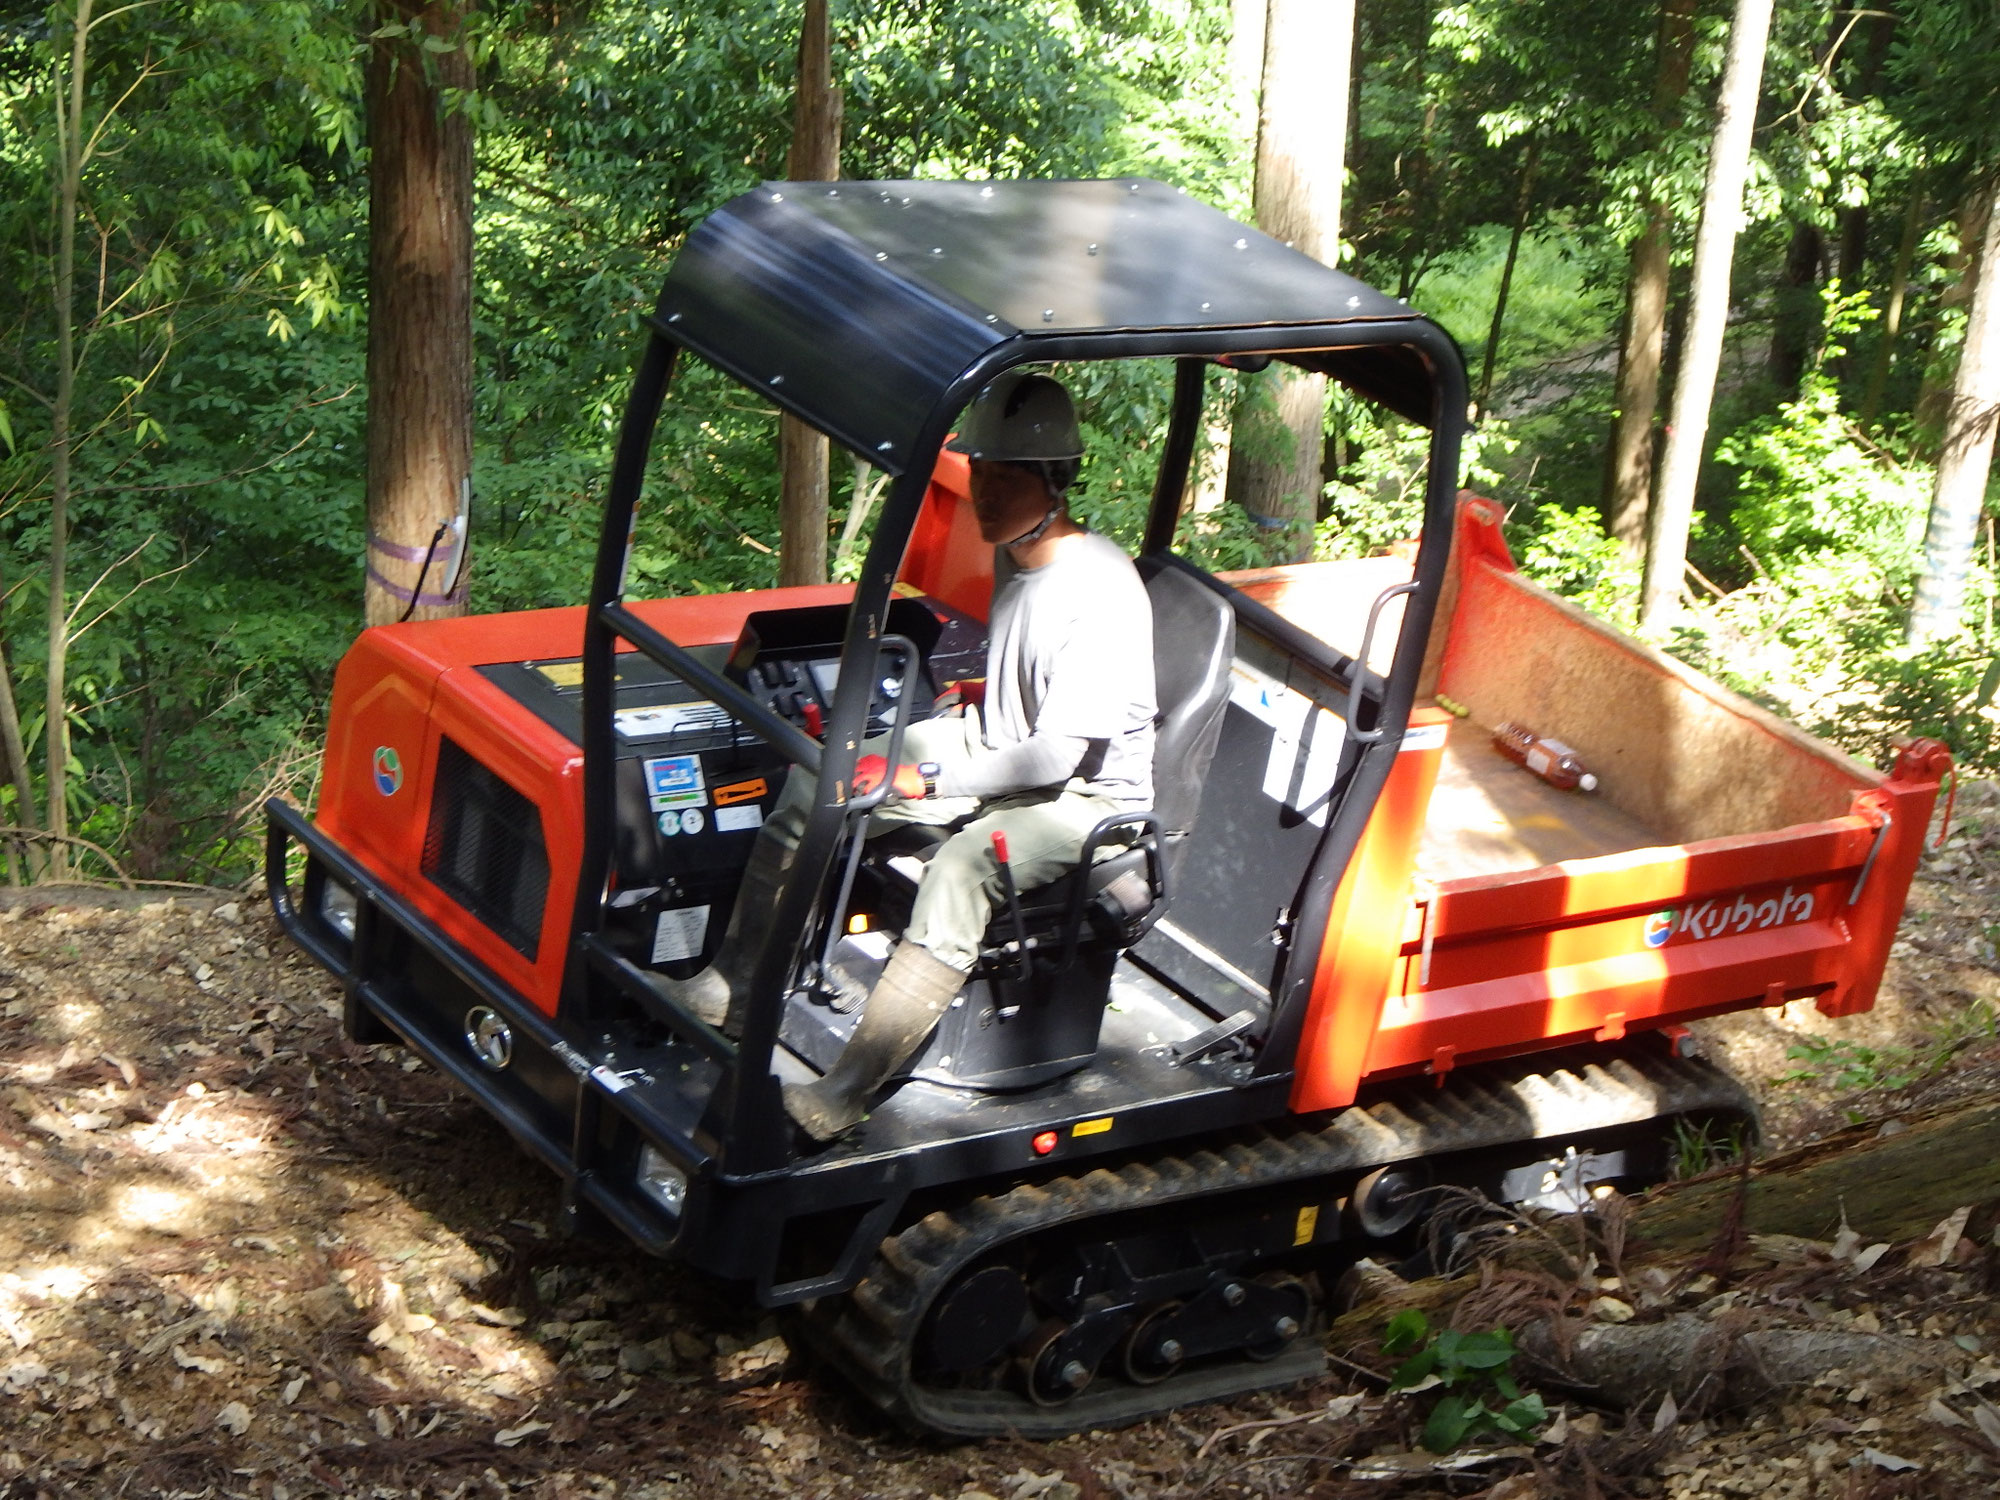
[1227,497,1950,1113]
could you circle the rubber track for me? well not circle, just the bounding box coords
[797,1045,1754,1438]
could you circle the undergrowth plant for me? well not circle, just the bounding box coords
[1669,1116,1753,1178]
[1782,999,2000,1102]
[1382,1308,1548,1453]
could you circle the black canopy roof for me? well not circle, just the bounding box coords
[657,177,1451,475]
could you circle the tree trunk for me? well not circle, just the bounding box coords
[1640,0,1776,631]
[1914,185,1990,450]
[1604,0,1698,556]
[1860,184,1926,431]
[364,0,474,628]
[43,0,93,878]
[1186,0,1271,519]
[0,628,37,883]
[1224,0,1352,564]
[777,0,841,587]
[1766,220,1822,396]
[1475,134,1540,416]
[1909,181,2000,643]
[1833,11,1896,305]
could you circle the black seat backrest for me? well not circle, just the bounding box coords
[1141,561,1236,842]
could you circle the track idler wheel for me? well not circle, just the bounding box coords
[1346,1162,1432,1239]
[1112,1273,1316,1374]
[1021,1303,1135,1406]
[1118,1300,1186,1385]
[1241,1274,1312,1362]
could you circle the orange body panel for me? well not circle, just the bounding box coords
[319,463,986,1017]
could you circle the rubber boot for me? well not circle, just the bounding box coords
[783,941,965,1142]
[651,800,802,1032]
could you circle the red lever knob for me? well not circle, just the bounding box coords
[991,831,1011,864]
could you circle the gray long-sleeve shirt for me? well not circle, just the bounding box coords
[934,530,1156,808]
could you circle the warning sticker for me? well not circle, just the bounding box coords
[1400,722,1448,753]
[715,804,763,833]
[644,754,706,810]
[713,777,768,806]
[651,905,711,965]
[616,701,733,741]
[534,660,585,688]
[1230,663,1345,827]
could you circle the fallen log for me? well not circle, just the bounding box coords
[1325,1091,2000,1410]
[1513,1315,1959,1410]
[1628,1094,2000,1260]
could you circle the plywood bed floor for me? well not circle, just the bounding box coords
[1416,719,1665,882]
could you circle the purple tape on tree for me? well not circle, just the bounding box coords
[365,563,468,608]
[365,530,443,564]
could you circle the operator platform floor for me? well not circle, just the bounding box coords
[774,956,1237,1169]
[1416,718,1663,882]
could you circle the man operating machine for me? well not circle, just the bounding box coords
[660,370,1158,1141]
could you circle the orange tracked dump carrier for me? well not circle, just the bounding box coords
[269,177,1947,1438]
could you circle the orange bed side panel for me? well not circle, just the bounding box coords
[1289,707,1451,1113]
[1280,499,1950,1114]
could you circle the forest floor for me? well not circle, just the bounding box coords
[0,783,1996,1500]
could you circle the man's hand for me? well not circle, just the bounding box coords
[852,754,928,800]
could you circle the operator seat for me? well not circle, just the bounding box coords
[899,559,1238,1088]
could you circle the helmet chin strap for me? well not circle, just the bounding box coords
[1003,501,1064,550]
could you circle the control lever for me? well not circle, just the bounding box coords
[992,831,1033,984]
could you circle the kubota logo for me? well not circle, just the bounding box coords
[1646,886,1815,948]
[373,746,403,796]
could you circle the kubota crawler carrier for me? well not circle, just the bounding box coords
[269,178,1951,1435]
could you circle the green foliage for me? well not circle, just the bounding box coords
[1313,402,1513,562]
[0,0,1993,889]
[1782,1001,1999,1095]
[1669,1116,1751,1179]
[1382,1309,1548,1453]
[1418,223,1622,390]
[1506,498,1641,630]
[0,0,1248,881]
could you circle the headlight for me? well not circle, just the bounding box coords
[637,1143,688,1216]
[319,878,359,942]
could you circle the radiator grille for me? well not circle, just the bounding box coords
[423,738,548,960]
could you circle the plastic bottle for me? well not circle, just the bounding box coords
[1492,721,1599,792]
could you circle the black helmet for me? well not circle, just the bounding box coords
[945,370,1083,462]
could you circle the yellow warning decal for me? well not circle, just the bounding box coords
[535,660,585,687]
[1293,1204,1320,1247]
[1071,1116,1113,1138]
[892,581,925,598]
[713,778,769,806]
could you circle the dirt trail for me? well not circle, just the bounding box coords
[0,783,1993,1499]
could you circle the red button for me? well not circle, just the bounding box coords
[1031,1131,1059,1156]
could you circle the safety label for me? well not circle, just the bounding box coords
[1229,661,1344,827]
[645,754,706,810]
[658,807,706,837]
[616,701,733,741]
[713,777,768,806]
[651,905,711,965]
[534,660,585,688]
[715,804,763,833]
[1400,722,1448,752]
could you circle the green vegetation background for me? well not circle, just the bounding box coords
[0,0,1994,884]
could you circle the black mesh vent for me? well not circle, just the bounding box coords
[423,738,549,960]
